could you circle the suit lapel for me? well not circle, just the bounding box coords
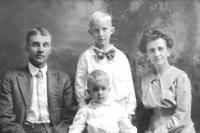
[17,67,59,119]
[17,66,33,110]
[47,69,58,113]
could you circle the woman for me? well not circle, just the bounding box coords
[138,28,196,133]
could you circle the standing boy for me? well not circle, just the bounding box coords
[75,11,136,120]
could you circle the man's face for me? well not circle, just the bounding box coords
[88,18,114,50]
[26,34,52,68]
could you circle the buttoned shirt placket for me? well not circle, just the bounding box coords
[36,70,46,122]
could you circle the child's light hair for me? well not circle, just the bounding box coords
[89,11,112,28]
[87,70,110,90]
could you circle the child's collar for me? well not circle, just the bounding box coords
[89,98,115,107]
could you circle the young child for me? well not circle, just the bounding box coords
[75,10,136,119]
[69,70,137,133]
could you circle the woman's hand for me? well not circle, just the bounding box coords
[166,120,174,130]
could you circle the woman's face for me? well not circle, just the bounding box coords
[147,38,170,68]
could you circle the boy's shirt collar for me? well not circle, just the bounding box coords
[93,44,115,52]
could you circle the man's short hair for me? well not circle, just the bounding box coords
[89,11,112,28]
[87,70,110,90]
[26,27,52,45]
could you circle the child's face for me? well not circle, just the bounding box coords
[89,80,110,104]
[88,18,115,50]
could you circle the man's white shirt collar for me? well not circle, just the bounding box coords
[28,62,47,77]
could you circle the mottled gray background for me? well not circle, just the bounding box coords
[0,0,200,132]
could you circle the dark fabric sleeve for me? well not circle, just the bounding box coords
[54,73,77,133]
[136,98,153,133]
[136,76,153,133]
[0,73,26,133]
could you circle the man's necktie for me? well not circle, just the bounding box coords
[93,48,115,60]
[35,70,45,121]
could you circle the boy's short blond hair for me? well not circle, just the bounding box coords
[89,11,113,28]
[87,70,110,90]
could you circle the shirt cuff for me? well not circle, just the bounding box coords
[126,103,135,115]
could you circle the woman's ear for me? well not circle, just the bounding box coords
[88,29,92,35]
[167,48,171,57]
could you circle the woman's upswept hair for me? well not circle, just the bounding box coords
[139,28,173,53]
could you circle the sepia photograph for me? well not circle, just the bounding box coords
[0,0,199,133]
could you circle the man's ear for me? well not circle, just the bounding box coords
[25,44,29,52]
[88,29,92,35]
[49,42,52,55]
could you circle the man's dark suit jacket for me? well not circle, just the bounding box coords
[0,66,75,133]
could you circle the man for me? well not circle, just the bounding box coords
[0,27,75,133]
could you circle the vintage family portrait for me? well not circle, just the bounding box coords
[0,0,199,133]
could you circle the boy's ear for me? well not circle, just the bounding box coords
[108,87,111,91]
[86,88,91,94]
[111,26,115,34]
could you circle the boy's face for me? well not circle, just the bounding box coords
[88,18,115,50]
[89,80,110,104]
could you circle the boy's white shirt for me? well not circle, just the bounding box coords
[69,98,137,133]
[75,45,136,114]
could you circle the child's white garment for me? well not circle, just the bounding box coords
[69,99,137,133]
